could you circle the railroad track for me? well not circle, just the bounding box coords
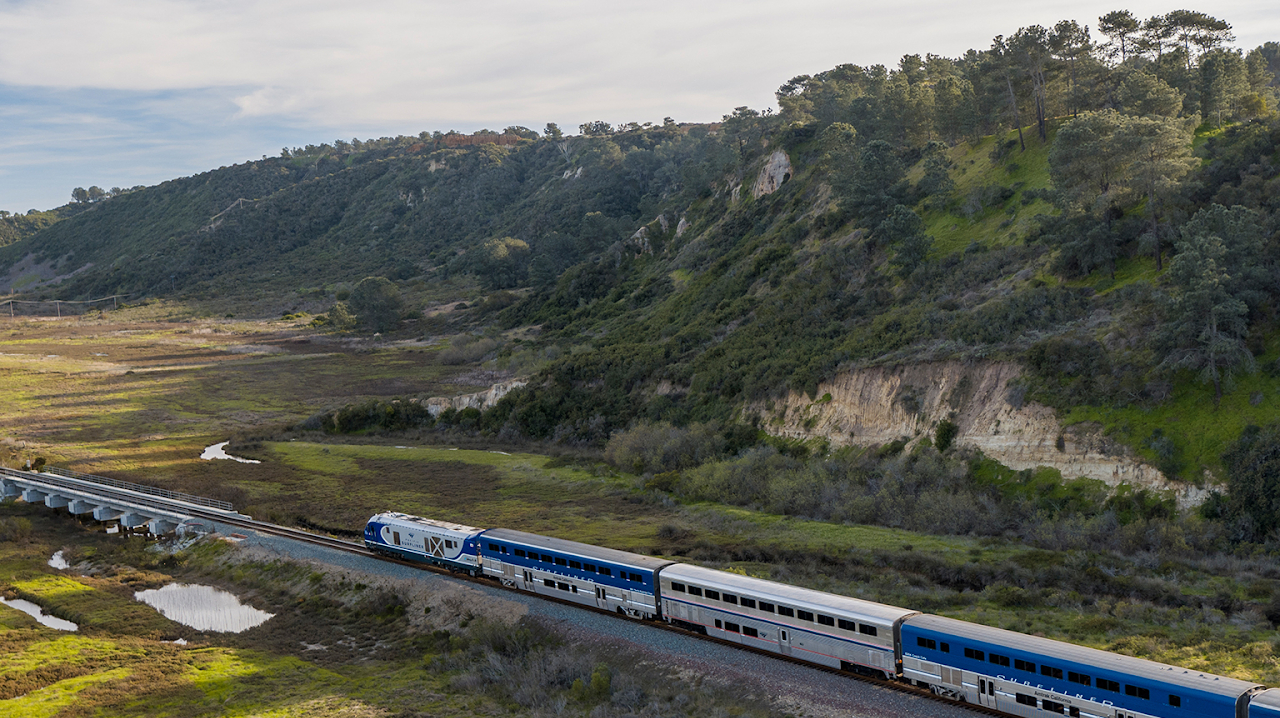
[181,507,1002,717]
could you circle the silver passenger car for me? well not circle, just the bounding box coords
[659,563,918,677]
[480,528,673,618]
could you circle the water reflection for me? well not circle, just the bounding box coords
[134,584,273,632]
[199,442,261,464]
[0,597,78,631]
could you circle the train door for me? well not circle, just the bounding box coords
[522,570,534,590]
[594,585,609,610]
[779,629,792,656]
[978,678,996,709]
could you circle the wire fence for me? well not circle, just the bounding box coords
[0,294,131,318]
[0,465,234,511]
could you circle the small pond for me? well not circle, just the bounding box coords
[0,597,79,631]
[200,442,260,464]
[134,584,273,632]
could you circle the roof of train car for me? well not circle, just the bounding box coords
[482,528,674,571]
[661,563,918,625]
[1251,688,1280,710]
[371,512,484,535]
[905,614,1261,699]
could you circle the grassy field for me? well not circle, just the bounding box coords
[0,308,480,488]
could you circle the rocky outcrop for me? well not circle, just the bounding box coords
[752,362,1212,508]
[422,380,527,417]
[752,151,792,198]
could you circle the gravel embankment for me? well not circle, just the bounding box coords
[212,522,978,718]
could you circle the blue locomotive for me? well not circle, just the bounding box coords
[365,511,1279,718]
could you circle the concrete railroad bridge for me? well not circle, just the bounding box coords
[0,466,248,534]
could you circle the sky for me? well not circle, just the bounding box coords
[1,0,1277,213]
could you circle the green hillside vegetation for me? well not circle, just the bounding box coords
[5,12,1280,510]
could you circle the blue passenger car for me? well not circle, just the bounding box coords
[901,615,1260,718]
[479,528,673,618]
[363,512,485,573]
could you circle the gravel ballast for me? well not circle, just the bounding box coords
[213,521,979,718]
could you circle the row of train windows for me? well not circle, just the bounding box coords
[920,639,1171,704]
[487,543,645,582]
[543,579,579,594]
[714,619,760,638]
[668,582,877,636]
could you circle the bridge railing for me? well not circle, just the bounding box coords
[0,466,234,512]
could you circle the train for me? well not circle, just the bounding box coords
[364,511,1280,718]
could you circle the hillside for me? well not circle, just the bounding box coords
[3,12,1280,498]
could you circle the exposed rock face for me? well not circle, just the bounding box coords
[752,151,792,198]
[675,216,690,238]
[423,380,526,417]
[752,362,1211,508]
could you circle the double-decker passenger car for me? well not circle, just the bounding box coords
[902,614,1263,718]
[659,564,918,679]
[479,528,673,618]
[362,512,485,573]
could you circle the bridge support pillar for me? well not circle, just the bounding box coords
[44,494,70,509]
[148,518,178,535]
[1,481,20,498]
[92,506,123,522]
[119,512,149,529]
[21,488,47,504]
[68,499,96,515]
